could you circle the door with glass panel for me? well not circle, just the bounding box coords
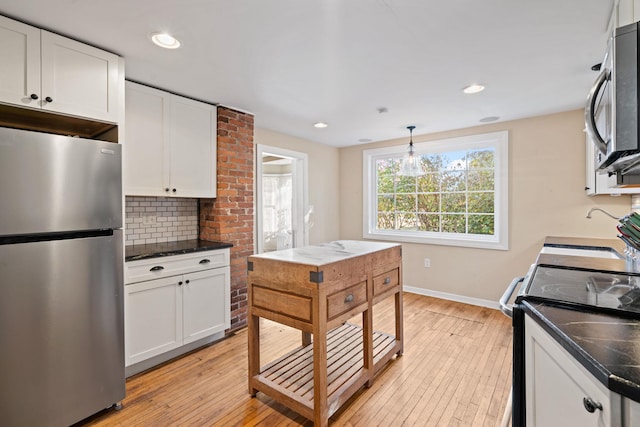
[256,145,308,253]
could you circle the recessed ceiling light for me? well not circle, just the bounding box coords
[463,84,485,94]
[479,116,500,123]
[314,122,328,128]
[151,32,181,49]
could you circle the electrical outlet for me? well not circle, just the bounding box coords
[424,258,431,268]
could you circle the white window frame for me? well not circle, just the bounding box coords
[362,130,509,250]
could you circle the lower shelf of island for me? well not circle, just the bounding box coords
[250,322,402,421]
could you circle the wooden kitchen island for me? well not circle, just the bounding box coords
[247,240,403,426]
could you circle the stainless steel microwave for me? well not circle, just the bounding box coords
[586,21,640,175]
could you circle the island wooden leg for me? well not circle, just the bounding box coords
[302,331,312,346]
[248,313,260,396]
[395,290,404,356]
[313,296,328,427]
[362,308,374,387]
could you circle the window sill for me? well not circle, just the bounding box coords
[364,230,508,250]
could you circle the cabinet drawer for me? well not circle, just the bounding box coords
[327,281,367,320]
[125,249,230,284]
[373,268,399,296]
[252,286,312,322]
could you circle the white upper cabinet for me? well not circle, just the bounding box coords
[124,81,217,198]
[123,83,169,196]
[612,0,640,28]
[0,15,121,123]
[0,16,40,107]
[169,95,217,197]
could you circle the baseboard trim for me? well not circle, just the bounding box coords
[403,285,500,310]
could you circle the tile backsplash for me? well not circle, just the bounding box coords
[125,196,198,246]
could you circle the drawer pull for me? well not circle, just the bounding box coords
[383,277,391,285]
[583,397,603,413]
[149,266,165,272]
[199,259,211,264]
[344,293,354,303]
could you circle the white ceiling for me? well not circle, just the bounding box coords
[0,0,614,147]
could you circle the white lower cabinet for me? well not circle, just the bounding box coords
[124,249,230,371]
[525,314,621,426]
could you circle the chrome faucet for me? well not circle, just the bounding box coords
[585,207,623,220]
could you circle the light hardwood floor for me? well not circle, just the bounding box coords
[81,293,513,426]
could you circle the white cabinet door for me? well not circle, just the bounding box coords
[124,82,217,198]
[169,95,217,198]
[124,276,183,366]
[0,16,40,107]
[40,31,120,123]
[124,82,170,196]
[525,315,620,426]
[182,266,230,344]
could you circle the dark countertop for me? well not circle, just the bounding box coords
[524,236,640,402]
[125,239,233,262]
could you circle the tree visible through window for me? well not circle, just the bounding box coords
[363,131,508,250]
[376,148,495,235]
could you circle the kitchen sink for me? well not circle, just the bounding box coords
[539,246,624,260]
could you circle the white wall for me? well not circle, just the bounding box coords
[254,128,341,245]
[338,110,632,305]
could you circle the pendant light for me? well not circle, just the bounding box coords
[398,125,424,176]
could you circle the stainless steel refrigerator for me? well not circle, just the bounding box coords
[0,127,125,426]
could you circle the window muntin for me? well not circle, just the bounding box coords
[363,131,508,250]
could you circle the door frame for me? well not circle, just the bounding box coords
[255,144,309,253]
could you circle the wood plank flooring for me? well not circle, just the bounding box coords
[80,292,513,426]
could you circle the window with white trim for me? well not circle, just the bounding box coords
[363,131,509,250]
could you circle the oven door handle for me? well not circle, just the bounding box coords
[500,276,525,318]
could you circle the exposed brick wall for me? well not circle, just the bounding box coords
[200,106,254,331]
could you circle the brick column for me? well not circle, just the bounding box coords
[200,106,254,331]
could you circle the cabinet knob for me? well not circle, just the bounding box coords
[165,188,170,192]
[44,96,53,103]
[584,186,591,191]
[172,188,177,193]
[583,397,603,413]
[149,266,164,272]
[185,279,190,284]
[383,277,391,285]
[30,93,39,100]
[178,281,183,286]
[344,293,354,304]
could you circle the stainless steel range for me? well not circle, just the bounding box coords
[500,261,640,427]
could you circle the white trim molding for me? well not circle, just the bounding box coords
[403,285,500,310]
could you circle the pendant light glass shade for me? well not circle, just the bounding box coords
[398,125,424,176]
